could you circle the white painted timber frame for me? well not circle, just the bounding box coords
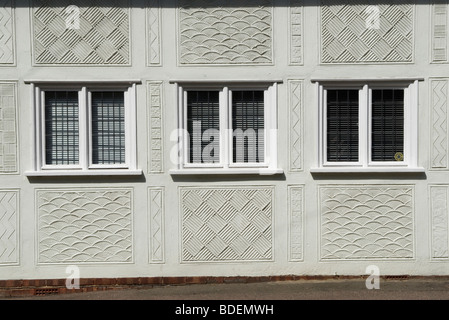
[170,81,282,175]
[312,79,424,173]
[25,80,141,176]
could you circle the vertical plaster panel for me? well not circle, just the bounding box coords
[0,82,17,173]
[289,80,303,172]
[0,0,14,64]
[147,0,161,66]
[430,79,449,170]
[288,186,303,261]
[289,0,303,65]
[430,185,449,259]
[148,81,163,173]
[0,190,18,265]
[149,187,164,263]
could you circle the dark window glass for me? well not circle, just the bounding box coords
[45,91,79,165]
[187,91,220,163]
[91,91,126,164]
[326,89,359,162]
[371,89,404,161]
[232,90,265,163]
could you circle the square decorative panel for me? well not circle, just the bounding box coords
[321,1,413,63]
[320,185,414,260]
[32,0,130,65]
[37,189,133,263]
[178,0,273,65]
[180,186,273,262]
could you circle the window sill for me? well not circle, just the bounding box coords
[310,167,425,173]
[169,168,284,175]
[25,169,143,177]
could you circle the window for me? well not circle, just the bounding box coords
[172,82,281,174]
[28,82,140,175]
[315,80,421,172]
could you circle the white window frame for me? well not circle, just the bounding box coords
[171,81,282,175]
[26,81,141,176]
[314,79,423,173]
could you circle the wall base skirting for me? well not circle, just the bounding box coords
[1,275,449,298]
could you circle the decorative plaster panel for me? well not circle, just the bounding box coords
[32,0,130,65]
[432,1,448,63]
[320,186,414,260]
[430,185,449,259]
[37,189,133,264]
[180,186,273,262]
[0,190,18,265]
[149,187,164,263]
[288,186,303,261]
[178,0,273,65]
[289,80,303,172]
[148,81,163,173]
[0,0,14,64]
[289,0,303,65]
[320,1,414,63]
[0,82,17,173]
[430,79,449,170]
[147,0,161,65]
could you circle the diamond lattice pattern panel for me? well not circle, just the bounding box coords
[321,1,413,63]
[32,0,130,65]
[320,186,414,260]
[178,0,273,64]
[181,187,273,262]
[37,189,133,263]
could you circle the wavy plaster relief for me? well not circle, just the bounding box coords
[289,0,303,65]
[180,186,273,262]
[37,189,133,264]
[432,1,448,63]
[147,0,161,66]
[178,0,273,65]
[0,190,18,265]
[430,185,449,259]
[289,80,303,172]
[431,79,449,170]
[0,0,14,64]
[149,187,164,263]
[32,0,130,65]
[0,82,17,173]
[320,186,414,260]
[320,1,414,63]
[148,81,163,173]
[289,186,303,261]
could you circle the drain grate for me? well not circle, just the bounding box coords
[34,288,59,296]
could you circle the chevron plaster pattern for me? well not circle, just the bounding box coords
[430,185,449,259]
[178,0,273,64]
[0,82,17,173]
[0,191,18,264]
[321,1,413,63]
[149,187,164,263]
[0,1,14,64]
[289,80,303,172]
[431,79,449,170]
[37,189,133,263]
[181,187,273,262]
[147,0,161,65]
[32,0,130,65]
[320,186,414,260]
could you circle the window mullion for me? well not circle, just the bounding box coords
[222,86,230,169]
[79,87,89,170]
[359,85,369,167]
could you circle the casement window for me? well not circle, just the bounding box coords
[27,81,140,176]
[171,82,282,174]
[314,80,423,172]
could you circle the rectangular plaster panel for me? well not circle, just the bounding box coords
[0,190,18,265]
[0,82,17,173]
